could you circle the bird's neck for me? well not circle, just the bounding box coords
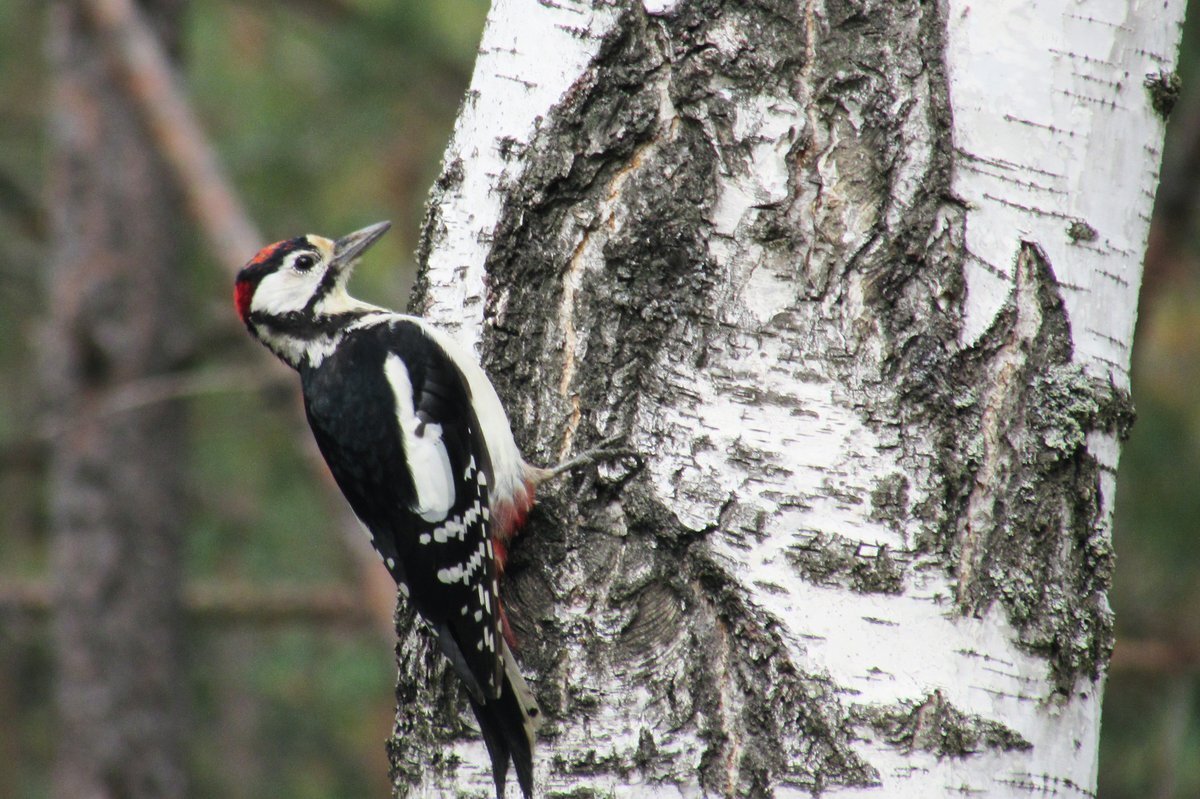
[251,292,390,370]
[251,311,357,370]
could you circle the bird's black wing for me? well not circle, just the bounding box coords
[301,319,504,701]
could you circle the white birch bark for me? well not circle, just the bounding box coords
[394,1,1185,797]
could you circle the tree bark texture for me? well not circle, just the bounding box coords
[43,2,190,797]
[395,1,1184,796]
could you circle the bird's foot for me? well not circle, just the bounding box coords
[529,434,637,484]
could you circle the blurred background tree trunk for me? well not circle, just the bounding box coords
[42,1,190,796]
[394,0,1186,796]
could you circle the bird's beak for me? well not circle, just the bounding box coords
[331,221,391,275]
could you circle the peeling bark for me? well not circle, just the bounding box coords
[394,1,1183,796]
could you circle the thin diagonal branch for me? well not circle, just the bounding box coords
[81,0,262,272]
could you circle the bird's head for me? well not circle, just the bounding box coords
[234,220,391,328]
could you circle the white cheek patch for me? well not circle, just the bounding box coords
[384,354,455,522]
[251,268,323,316]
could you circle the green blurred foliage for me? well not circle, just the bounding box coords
[1,0,1198,797]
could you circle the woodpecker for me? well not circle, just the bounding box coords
[235,221,580,798]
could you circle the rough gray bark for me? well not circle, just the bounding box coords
[42,2,190,796]
[391,0,1177,796]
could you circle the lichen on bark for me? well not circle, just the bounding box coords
[852,690,1032,758]
[786,533,907,595]
[897,243,1132,693]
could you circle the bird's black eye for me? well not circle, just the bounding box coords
[293,254,317,272]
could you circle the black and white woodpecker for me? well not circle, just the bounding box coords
[235,221,594,799]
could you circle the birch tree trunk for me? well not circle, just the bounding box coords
[394,1,1185,796]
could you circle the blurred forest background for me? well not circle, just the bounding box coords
[0,1,1195,797]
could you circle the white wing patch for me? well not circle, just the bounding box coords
[411,319,527,505]
[384,353,455,522]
